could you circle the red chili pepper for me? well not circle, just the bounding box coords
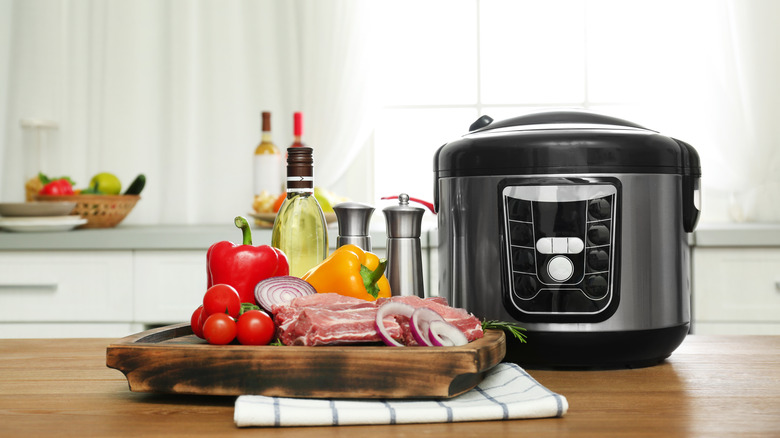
[39,178,75,195]
[207,216,290,305]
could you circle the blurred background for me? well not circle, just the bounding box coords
[1,0,778,225]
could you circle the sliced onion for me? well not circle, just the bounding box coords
[374,302,415,347]
[428,320,469,347]
[409,307,444,346]
[254,276,316,312]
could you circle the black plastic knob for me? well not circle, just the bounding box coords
[587,249,610,271]
[588,198,611,220]
[584,275,609,299]
[587,224,610,246]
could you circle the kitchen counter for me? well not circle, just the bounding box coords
[693,222,780,247]
[0,224,248,250]
[0,222,777,250]
[1,335,778,436]
[0,224,403,250]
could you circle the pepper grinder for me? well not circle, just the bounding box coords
[383,194,425,297]
[333,202,375,252]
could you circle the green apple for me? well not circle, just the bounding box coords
[88,172,122,195]
[313,187,333,213]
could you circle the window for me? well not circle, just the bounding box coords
[372,0,715,213]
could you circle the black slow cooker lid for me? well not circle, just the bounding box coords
[433,110,701,178]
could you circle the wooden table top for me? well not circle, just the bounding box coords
[1,335,779,437]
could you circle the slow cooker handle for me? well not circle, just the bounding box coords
[468,110,648,133]
[676,139,702,233]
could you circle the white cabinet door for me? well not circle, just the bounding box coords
[0,251,133,322]
[133,250,207,324]
[693,248,780,330]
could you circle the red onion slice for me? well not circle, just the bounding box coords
[409,307,444,346]
[254,276,316,313]
[428,320,469,347]
[374,302,415,347]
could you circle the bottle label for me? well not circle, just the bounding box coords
[254,154,283,196]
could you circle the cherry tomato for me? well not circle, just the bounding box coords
[202,313,237,345]
[198,307,207,335]
[190,305,205,339]
[203,284,241,318]
[236,310,275,345]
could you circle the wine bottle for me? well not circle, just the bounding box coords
[272,146,328,277]
[291,112,304,148]
[253,112,283,200]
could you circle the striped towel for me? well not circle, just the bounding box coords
[234,363,567,427]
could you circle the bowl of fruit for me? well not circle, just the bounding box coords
[32,172,145,229]
[250,187,340,228]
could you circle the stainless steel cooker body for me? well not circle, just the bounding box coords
[433,110,701,368]
[436,172,691,333]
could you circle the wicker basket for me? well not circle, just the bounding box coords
[36,194,140,228]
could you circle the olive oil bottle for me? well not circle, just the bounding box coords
[271,146,328,277]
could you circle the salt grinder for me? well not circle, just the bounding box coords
[333,202,375,252]
[383,194,425,297]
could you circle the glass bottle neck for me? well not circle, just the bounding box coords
[285,146,314,192]
[286,186,313,196]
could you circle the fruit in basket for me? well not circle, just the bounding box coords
[32,172,76,197]
[252,192,287,214]
[123,174,146,195]
[272,193,286,212]
[25,177,43,201]
[254,188,347,215]
[39,178,75,195]
[87,172,122,195]
[313,187,349,213]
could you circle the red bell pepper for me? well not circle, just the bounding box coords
[39,178,75,195]
[207,216,290,305]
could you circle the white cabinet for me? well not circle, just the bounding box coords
[0,252,133,321]
[133,251,206,324]
[693,247,780,334]
[0,250,207,338]
[0,251,135,338]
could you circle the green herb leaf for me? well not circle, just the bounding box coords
[239,302,261,316]
[38,172,75,186]
[481,320,528,343]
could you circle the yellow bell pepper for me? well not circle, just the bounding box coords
[301,244,391,301]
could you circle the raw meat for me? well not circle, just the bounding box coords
[272,293,400,346]
[272,293,483,347]
[378,296,484,345]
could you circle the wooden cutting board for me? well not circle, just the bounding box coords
[106,324,506,399]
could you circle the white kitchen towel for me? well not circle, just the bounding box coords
[234,363,567,427]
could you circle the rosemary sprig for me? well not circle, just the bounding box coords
[481,320,528,343]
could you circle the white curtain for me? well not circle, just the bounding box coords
[707,0,780,222]
[0,0,376,225]
[631,0,780,223]
[2,0,780,225]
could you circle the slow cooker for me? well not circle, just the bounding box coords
[434,110,701,368]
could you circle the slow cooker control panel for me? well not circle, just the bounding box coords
[500,181,619,321]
